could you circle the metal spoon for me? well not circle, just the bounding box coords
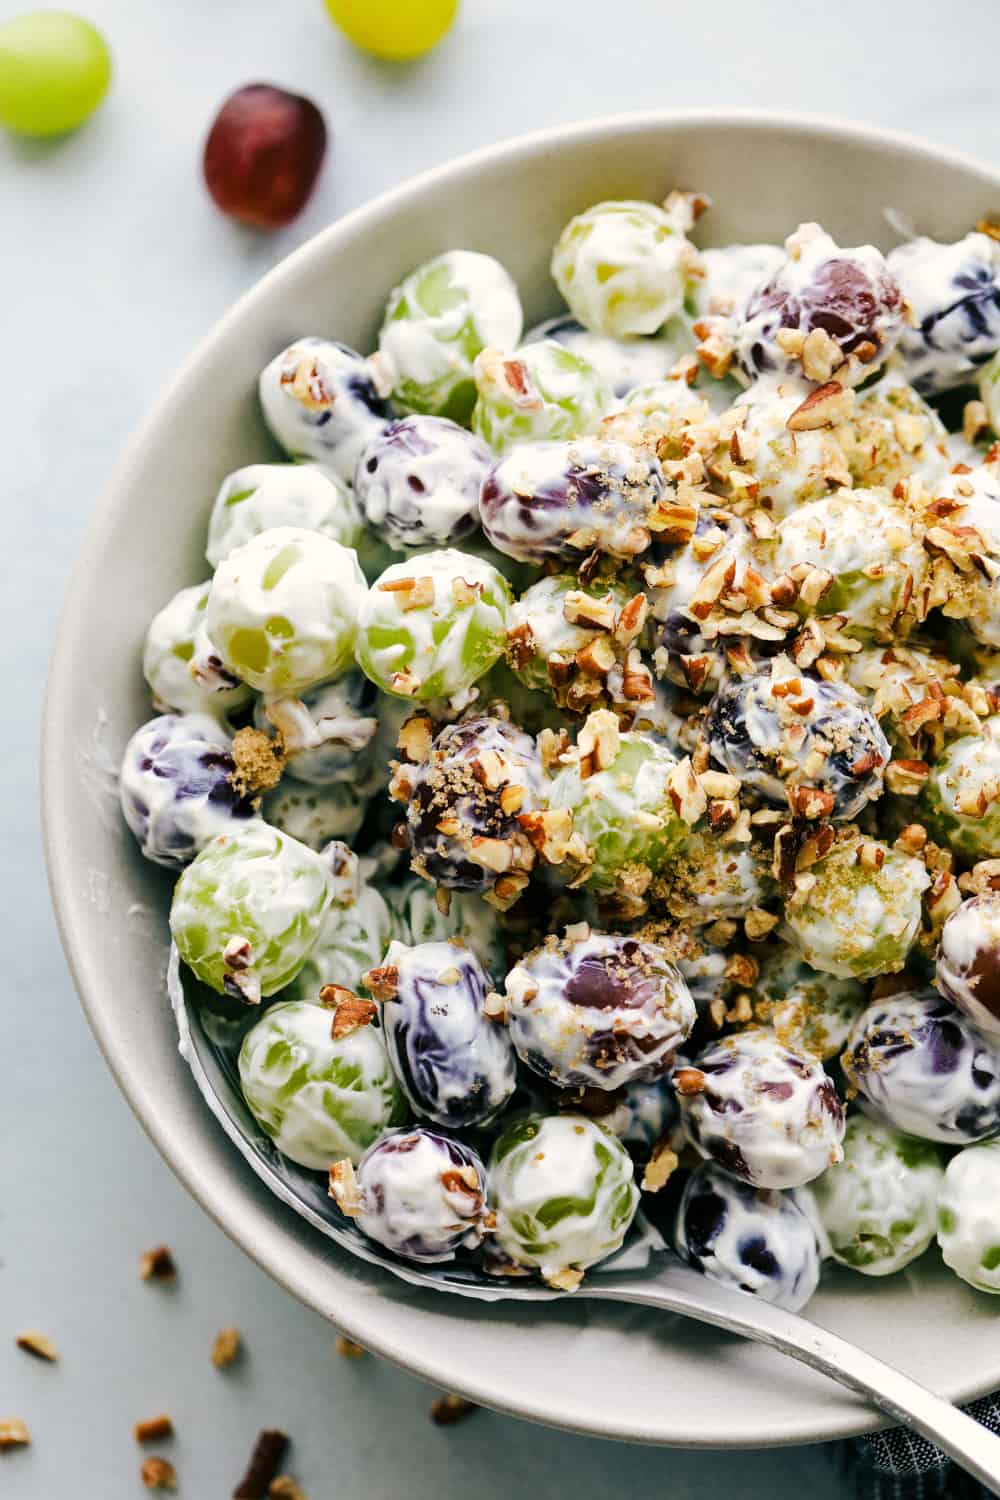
[579,1257,1000,1495]
[171,960,1000,1490]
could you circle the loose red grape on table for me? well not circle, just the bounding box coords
[203,83,327,230]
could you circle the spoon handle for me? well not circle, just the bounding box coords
[585,1268,1000,1495]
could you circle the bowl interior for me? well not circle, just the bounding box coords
[44,111,1000,1448]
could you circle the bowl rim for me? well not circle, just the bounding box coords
[42,106,1000,1448]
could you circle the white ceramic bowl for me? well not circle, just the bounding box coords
[43,110,1000,1449]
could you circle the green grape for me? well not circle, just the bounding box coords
[472,339,611,455]
[506,574,632,697]
[205,463,360,569]
[551,199,697,338]
[783,835,929,980]
[921,729,1000,860]
[356,548,510,701]
[323,0,458,61]
[205,525,367,695]
[143,581,253,720]
[770,489,926,640]
[284,884,395,1002]
[489,1114,638,1282]
[546,722,685,893]
[979,350,1000,437]
[170,821,333,1001]
[384,877,504,977]
[811,1116,945,1276]
[239,999,406,1168]
[378,250,522,422]
[0,11,111,137]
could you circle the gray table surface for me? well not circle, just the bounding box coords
[6,0,1000,1493]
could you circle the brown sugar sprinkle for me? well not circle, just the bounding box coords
[431,1394,479,1427]
[141,1457,177,1491]
[335,1335,365,1360]
[0,1418,31,1451]
[15,1331,58,1362]
[230,726,285,796]
[139,1246,177,1282]
[135,1416,174,1445]
[212,1327,243,1369]
[233,1430,290,1499]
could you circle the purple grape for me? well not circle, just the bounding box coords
[888,232,1000,394]
[338,1126,488,1264]
[504,930,696,1091]
[735,225,905,384]
[202,83,327,230]
[843,989,1000,1143]
[354,414,492,550]
[393,715,542,897]
[119,714,256,869]
[380,940,516,1128]
[936,892,1000,1036]
[707,668,890,820]
[479,437,668,564]
[674,1161,821,1311]
[675,1029,845,1189]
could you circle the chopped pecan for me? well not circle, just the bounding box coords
[0,1419,31,1451]
[957,776,1000,818]
[141,1458,177,1491]
[487,872,532,910]
[506,620,537,671]
[668,757,708,826]
[362,964,399,1001]
[517,808,575,864]
[679,654,713,694]
[538,727,571,773]
[563,590,617,631]
[614,593,649,646]
[577,709,620,776]
[15,1331,58,1363]
[452,576,482,606]
[329,995,378,1039]
[212,1328,242,1369]
[959,859,1000,895]
[787,785,836,821]
[135,1416,174,1445]
[329,1160,361,1216]
[575,634,617,676]
[431,1394,480,1425]
[468,836,515,873]
[648,500,699,543]
[785,381,854,431]
[335,1336,365,1360]
[801,327,843,383]
[857,838,886,871]
[396,714,433,764]
[139,1246,177,1283]
[894,823,928,856]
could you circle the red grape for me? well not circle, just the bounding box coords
[203,83,327,230]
